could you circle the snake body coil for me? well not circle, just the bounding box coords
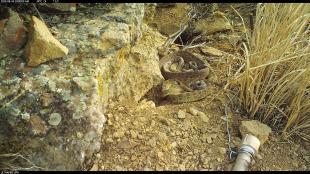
[159,51,210,103]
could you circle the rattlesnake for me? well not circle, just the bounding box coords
[161,51,210,81]
[161,79,208,104]
[168,56,199,72]
[159,51,210,103]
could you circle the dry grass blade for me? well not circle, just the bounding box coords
[232,3,310,141]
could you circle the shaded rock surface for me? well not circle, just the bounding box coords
[0,8,27,57]
[38,3,77,12]
[149,3,190,36]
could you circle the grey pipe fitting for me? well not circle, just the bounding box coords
[232,134,260,171]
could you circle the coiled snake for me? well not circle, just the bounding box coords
[159,51,210,103]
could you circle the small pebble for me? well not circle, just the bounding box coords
[106,138,113,143]
[207,149,213,154]
[177,110,186,119]
[218,147,226,155]
[188,107,198,116]
[90,163,98,171]
[171,142,177,148]
[198,111,209,123]
[207,137,213,144]
[113,131,124,138]
[76,132,83,139]
[257,154,263,160]
[130,130,138,139]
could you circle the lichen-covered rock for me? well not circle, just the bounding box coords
[0,8,27,56]
[99,22,131,55]
[48,113,62,126]
[97,24,165,103]
[239,120,272,145]
[72,76,96,92]
[0,3,169,171]
[58,3,144,57]
[24,16,69,67]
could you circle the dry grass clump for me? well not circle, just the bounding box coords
[234,3,310,141]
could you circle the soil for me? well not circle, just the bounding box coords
[86,3,310,171]
[92,58,309,171]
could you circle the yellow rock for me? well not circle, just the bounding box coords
[150,3,190,36]
[24,16,68,67]
[239,120,272,145]
[194,11,233,35]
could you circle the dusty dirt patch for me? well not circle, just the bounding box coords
[90,3,309,171]
[94,83,309,171]
[93,50,309,170]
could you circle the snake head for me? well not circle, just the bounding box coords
[190,80,207,90]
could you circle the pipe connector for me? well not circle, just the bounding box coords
[232,134,261,171]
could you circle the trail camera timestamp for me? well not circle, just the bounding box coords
[35,0,60,2]
[1,0,29,2]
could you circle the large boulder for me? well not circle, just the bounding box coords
[99,24,165,102]
[24,16,69,67]
[0,3,166,170]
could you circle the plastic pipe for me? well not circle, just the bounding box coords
[232,134,260,171]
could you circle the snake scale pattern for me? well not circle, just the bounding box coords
[159,51,210,103]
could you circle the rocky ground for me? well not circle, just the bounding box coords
[93,90,309,171]
[0,3,309,171]
[90,3,310,171]
[91,39,309,171]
